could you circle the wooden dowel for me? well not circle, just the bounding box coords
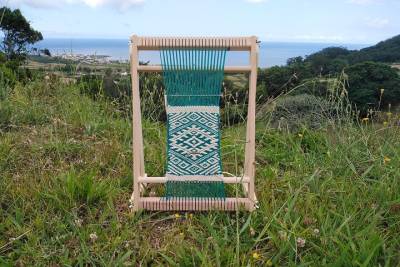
[132,36,253,51]
[244,36,258,211]
[138,197,253,211]
[137,65,251,73]
[138,176,251,184]
[130,35,146,211]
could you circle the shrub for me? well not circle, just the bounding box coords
[257,94,338,131]
[345,62,400,114]
[0,64,17,100]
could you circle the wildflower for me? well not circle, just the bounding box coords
[74,219,83,227]
[278,230,287,241]
[383,121,388,126]
[298,133,303,138]
[266,259,273,266]
[296,237,306,248]
[383,156,391,165]
[303,217,314,226]
[361,117,369,123]
[179,232,184,237]
[380,88,384,95]
[313,228,320,236]
[89,232,98,242]
[386,112,393,117]
[250,227,256,236]
[252,252,260,260]
[174,213,181,219]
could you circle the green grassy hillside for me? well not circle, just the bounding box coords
[0,79,399,266]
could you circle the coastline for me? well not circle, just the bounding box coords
[33,38,370,68]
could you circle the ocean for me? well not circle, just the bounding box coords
[35,38,369,67]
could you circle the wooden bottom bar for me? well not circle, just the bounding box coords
[136,197,253,211]
[138,176,250,184]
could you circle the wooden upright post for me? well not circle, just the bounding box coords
[130,35,145,211]
[243,36,258,210]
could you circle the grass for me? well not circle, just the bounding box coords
[0,77,399,266]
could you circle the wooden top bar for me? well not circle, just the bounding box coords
[137,65,251,73]
[131,35,256,51]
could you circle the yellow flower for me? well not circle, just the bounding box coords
[252,252,260,260]
[179,232,184,237]
[266,259,273,266]
[384,156,391,165]
[383,121,388,126]
[386,112,393,117]
[298,133,303,138]
[174,213,181,219]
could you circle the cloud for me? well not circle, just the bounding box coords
[365,17,390,28]
[79,0,144,9]
[7,0,145,10]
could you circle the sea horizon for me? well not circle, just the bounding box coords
[35,38,371,67]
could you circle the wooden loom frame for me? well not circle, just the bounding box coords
[130,35,259,211]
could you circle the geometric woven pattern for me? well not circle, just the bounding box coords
[166,108,222,180]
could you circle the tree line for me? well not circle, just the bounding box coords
[257,36,400,113]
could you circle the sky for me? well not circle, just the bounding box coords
[2,0,400,44]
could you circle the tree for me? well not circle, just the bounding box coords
[305,47,351,76]
[41,48,51,56]
[0,7,43,61]
[345,62,400,113]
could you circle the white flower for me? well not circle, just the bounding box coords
[296,237,306,248]
[74,219,83,227]
[89,232,98,242]
[313,228,320,236]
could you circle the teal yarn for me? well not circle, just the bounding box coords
[161,47,227,200]
[161,48,226,106]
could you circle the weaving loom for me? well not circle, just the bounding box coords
[130,36,258,211]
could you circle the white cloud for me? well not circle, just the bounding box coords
[7,0,145,10]
[79,0,144,9]
[365,17,390,28]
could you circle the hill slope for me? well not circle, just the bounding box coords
[349,34,400,63]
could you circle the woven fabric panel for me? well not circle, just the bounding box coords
[161,48,227,198]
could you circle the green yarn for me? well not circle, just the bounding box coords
[161,47,227,200]
[161,48,226,106]
[165,181,226,199]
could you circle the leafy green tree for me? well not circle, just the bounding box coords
[305,47,351,75]
[0,7,43,61]
[345,62,400,113]
[41,48,51,56]
[287,56,304,66]
[257,66,298,99]
[348,35,400,64]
